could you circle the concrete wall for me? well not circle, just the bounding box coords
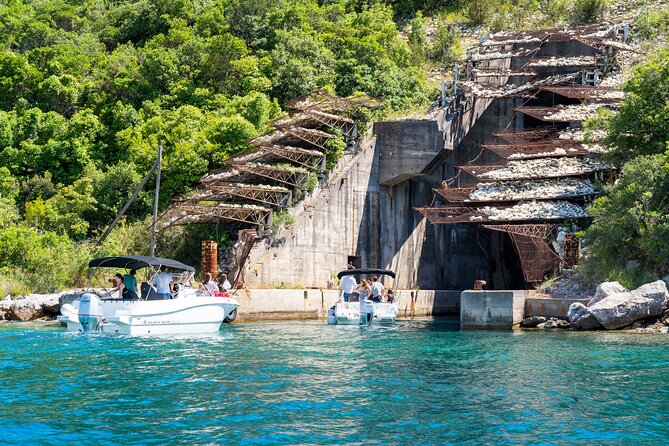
[460,290,529,329]
[375,120,445,186]
[234,288,460,322]
[525,297,590,319]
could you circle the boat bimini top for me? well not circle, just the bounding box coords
[337,268,396,279]
[89,256,195,272]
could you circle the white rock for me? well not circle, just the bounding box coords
[589,280,669,330]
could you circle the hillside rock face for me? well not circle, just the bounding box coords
[588,280,669,329]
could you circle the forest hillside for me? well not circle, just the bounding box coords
[0,0,667,294]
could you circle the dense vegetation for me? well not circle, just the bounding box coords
[0,0,639,294]
[581,49,669,288]
[0,0,436,294]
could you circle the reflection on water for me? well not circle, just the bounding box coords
[1,318,668,445]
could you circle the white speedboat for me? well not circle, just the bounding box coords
[327,268,399,325]
[58,256,239,335]
[328,300,399,325]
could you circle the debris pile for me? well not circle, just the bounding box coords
[474,157,609,181]
[467,178,597,201]
[474,201,589,221]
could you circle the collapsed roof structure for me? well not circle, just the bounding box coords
[416,23,635,284]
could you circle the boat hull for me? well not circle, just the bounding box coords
[58,295,239,335]
[328,301,399,325]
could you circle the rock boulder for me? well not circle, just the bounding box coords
[8,299,45,321]
[587,281,628,307]
[520,316,547,328]
[589,280,669,330]
[568,302,601,330]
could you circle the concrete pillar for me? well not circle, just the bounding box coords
[460,290,528,329]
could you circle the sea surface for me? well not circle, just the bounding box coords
[1,318,668,445]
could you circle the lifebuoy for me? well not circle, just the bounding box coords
[223,307,238,323]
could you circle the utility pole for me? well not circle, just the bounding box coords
[150,141,162,257]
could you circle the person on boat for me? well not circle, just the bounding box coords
[355,280,371,302]
[123,269,139,297]
[338,267,357,303]
[110,273,127,299]
[370,276,385,303]
[153,265,174,299]
[217,272,232,292]
[200,272,219,296]
[386,288,395,303]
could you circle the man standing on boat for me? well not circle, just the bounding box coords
[153,265,174,299]
[370,276,385,302]
[339,265,357,303]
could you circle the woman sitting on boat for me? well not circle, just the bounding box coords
[354,280,371,302]
[200,273,219,296]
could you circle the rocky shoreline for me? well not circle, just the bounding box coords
[522,280,669,333]
[0,291,83,322]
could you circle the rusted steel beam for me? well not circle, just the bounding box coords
[161,204,273,228]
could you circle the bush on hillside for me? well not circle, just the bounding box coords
[464,0,499,25]
[572,0,608,24]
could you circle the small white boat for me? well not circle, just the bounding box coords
[58,256,239,335]
[328,300,399,325]
[327,268,399,325]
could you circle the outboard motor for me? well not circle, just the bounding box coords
[360,300,373,325]
[78,293,104,332]
[327,305,337,325]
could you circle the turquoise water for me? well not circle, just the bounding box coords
[1,319,668,445]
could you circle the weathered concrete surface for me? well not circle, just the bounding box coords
[375,120,445,186]
[525,297,590,319]
[234,289,460,322]
[460,290,528,329]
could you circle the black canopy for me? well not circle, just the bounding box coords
[337,268,396,279]
[88,256,195,272]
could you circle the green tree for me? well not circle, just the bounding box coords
[407,11,427,66]
[605,50,669,165]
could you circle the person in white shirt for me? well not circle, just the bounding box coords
[217,272,232,291]
[370,275,385,302]
[339,273,357,302]
[153,265,174,299]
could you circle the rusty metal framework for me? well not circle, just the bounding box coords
[433,187,475,203]
[433,182,596,203]
[416,205,587,224]
[175,183,292,208]
[232,228,260,288]
[470,48,539,62]
[472,68,538,78]
[415,207,478,224]
[484,24,617,45]
[483,224,560,282]
[230,145,325,171]
[482,142,589,159]
[162,204,273,228]
[457,162,606,181]
[273,110,356,137]
[483,224,556,238]
[537,86,624,100]
[514,106,588,122]
[572,36,638,53]
[494,127,559,143]
[283,126,335,150]
[227,163,310,188]
[527,56,596,68]
[284,90,381,115]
